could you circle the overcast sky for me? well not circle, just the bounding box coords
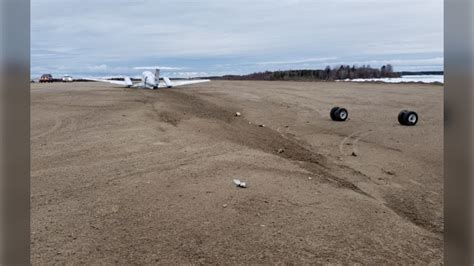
[31,0,443,78]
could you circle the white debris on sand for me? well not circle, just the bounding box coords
[233,179,247,188]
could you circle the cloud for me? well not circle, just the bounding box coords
[133,66,183,70]
[87,64,108,71]
[256,57,338,65]
[169,72,210,78]
[31,0,443,76]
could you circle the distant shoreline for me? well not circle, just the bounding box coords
[399,71,444,76]
[203,69,443,82]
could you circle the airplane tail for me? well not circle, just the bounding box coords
[124,77,133,87]
[163,77,173,88]
[154,69,160,84]
[154,68,173,88]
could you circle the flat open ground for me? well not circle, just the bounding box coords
[31,80,443,264]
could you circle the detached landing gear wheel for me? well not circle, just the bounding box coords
[404,111,418,126]
[398,110,418,126]
[330,107,340,121]
[335,108,348,121]
[398,110,408,125]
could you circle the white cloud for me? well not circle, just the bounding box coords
[133,66,183,70]
[87,64,108,71]
[31,0,443,76]
[256,57,338,65]
[169,72,210,78]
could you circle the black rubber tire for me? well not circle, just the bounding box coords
[404,111,418,126]
[330,107,340,121]
[334,107,348,121]
[398,110,409,125]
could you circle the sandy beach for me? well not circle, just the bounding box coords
[31,80,443,264]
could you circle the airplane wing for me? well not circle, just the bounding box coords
[165,79,210,87]
[131,82,156,89]
[82,77,133,87]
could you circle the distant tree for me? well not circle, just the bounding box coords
[325,66,331,73]
[214,64,401,81]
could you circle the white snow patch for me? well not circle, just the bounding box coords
[338,75,443,84]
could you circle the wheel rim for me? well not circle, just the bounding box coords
[408,114,417,123]
[339,111,347,120]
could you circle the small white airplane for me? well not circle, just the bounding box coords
[85,69,210,89]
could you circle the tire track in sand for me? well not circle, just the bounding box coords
[153,89,441,234]
[150,89,372,198]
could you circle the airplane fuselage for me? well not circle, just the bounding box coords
[142,71,158,89]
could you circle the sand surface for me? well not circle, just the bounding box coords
[31,80,443,264]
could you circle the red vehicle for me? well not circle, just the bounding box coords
[39,74,53,83]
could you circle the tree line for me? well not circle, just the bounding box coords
[211,64,401,81]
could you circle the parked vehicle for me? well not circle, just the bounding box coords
[62,75,73,82]
[39,74,53,83]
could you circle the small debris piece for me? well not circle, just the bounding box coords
[382,169,395,176]
[222,204,228,208]
[233,179,247,188]
[277,148,285,153]
[351,151,357,157]
[235,112,241,117]
[259,124,265,127]
[308,176,312,180]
